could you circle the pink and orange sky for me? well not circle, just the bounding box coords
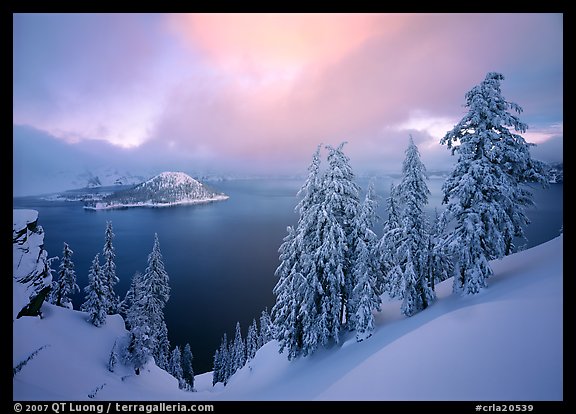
[13,13,563,182]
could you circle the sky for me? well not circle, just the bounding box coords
[13,13,563,180]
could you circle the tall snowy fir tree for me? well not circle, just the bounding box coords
[80,254,108,327]
[102,221,119,314]
[273,143,366,357]
[396,136,435,316]
[321,142,360,330]
[142,233,171,367]
[272,145,323,359]
[125,271,152,374]
[349,180,381,341]
[182,343,195,391]
[49,242,79,309]
[376,183,403,299]
[440,72,548,294]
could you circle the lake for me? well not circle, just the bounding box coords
[12,178,563,374]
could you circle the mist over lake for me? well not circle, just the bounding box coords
[12,178,563,374]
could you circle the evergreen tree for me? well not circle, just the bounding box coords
[108,340,118,372]
[400,252,419,317]
[102,221,119,314]
[142,233,171,365]
[125,234,171,374]
[396,136,435,315]
[246,318,259,361]
[155,320,171,370]
[125,271,152,374]
[321,142,361,329]
[212,348,221,386]
[118,271,142,326]
[440,72,548,294]
[81,254,108,327]
[272,145,323,359]
[169,346,186,390]
[349,180,381,340]
[376,183,403,299]
[182,343,195,391]
[258,307,273,348]
[49,242,79,309]
[231,321,246,374]
[217,332,230,385]
[426,209,453,290]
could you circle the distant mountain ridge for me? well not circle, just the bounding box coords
[84,172,229,210]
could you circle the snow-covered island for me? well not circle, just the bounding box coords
[83,172,229,210]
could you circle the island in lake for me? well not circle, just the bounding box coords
[84,171,229,210]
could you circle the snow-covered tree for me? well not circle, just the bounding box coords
[396,136,435,315]
[182,343,195,391]
[212,349,221,386]
[231,321,246,374]
[49,242,79,309]
[169,346,186,390]
[272,145,323,359]
[321,142,361,329]
[125,271,152,374]
[125,234,171,374]
[349,180,381,340]
[440,72,548,294]
[155,320,171,370]
[102,221,119,314]
[376,183,403,299]
[426,209,453,291]
[213,332,230,385]
[142,233,171,365]
[81,254,108,327]
[118,271,142,326]
[108,340,118,372]
[246,318,259,361]
[258,307,273,348]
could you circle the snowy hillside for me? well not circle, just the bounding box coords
[84,172,229,210]
[13,210,562,401]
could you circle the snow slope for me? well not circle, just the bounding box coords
[13,229,563,400]
[208,234,563,401]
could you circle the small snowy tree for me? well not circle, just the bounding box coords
[49,242,79,309]
[246,318,259,361]
[376,183,403,298]
[102,221,119,314]
[258,307,273,348]
[169,346,186,390]
[212,348,221,386]
[182,343,195,391]
[440,72,548,294]
[81,254,108,327]
[231,321,246,374]
[108,340,118,372]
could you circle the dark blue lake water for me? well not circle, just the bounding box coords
[12,178,563,374]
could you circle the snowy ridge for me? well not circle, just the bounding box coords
[83,172,229,210]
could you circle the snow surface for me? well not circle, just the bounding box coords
[13,234,563,401]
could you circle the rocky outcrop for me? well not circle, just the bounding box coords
[13,209,53,318]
